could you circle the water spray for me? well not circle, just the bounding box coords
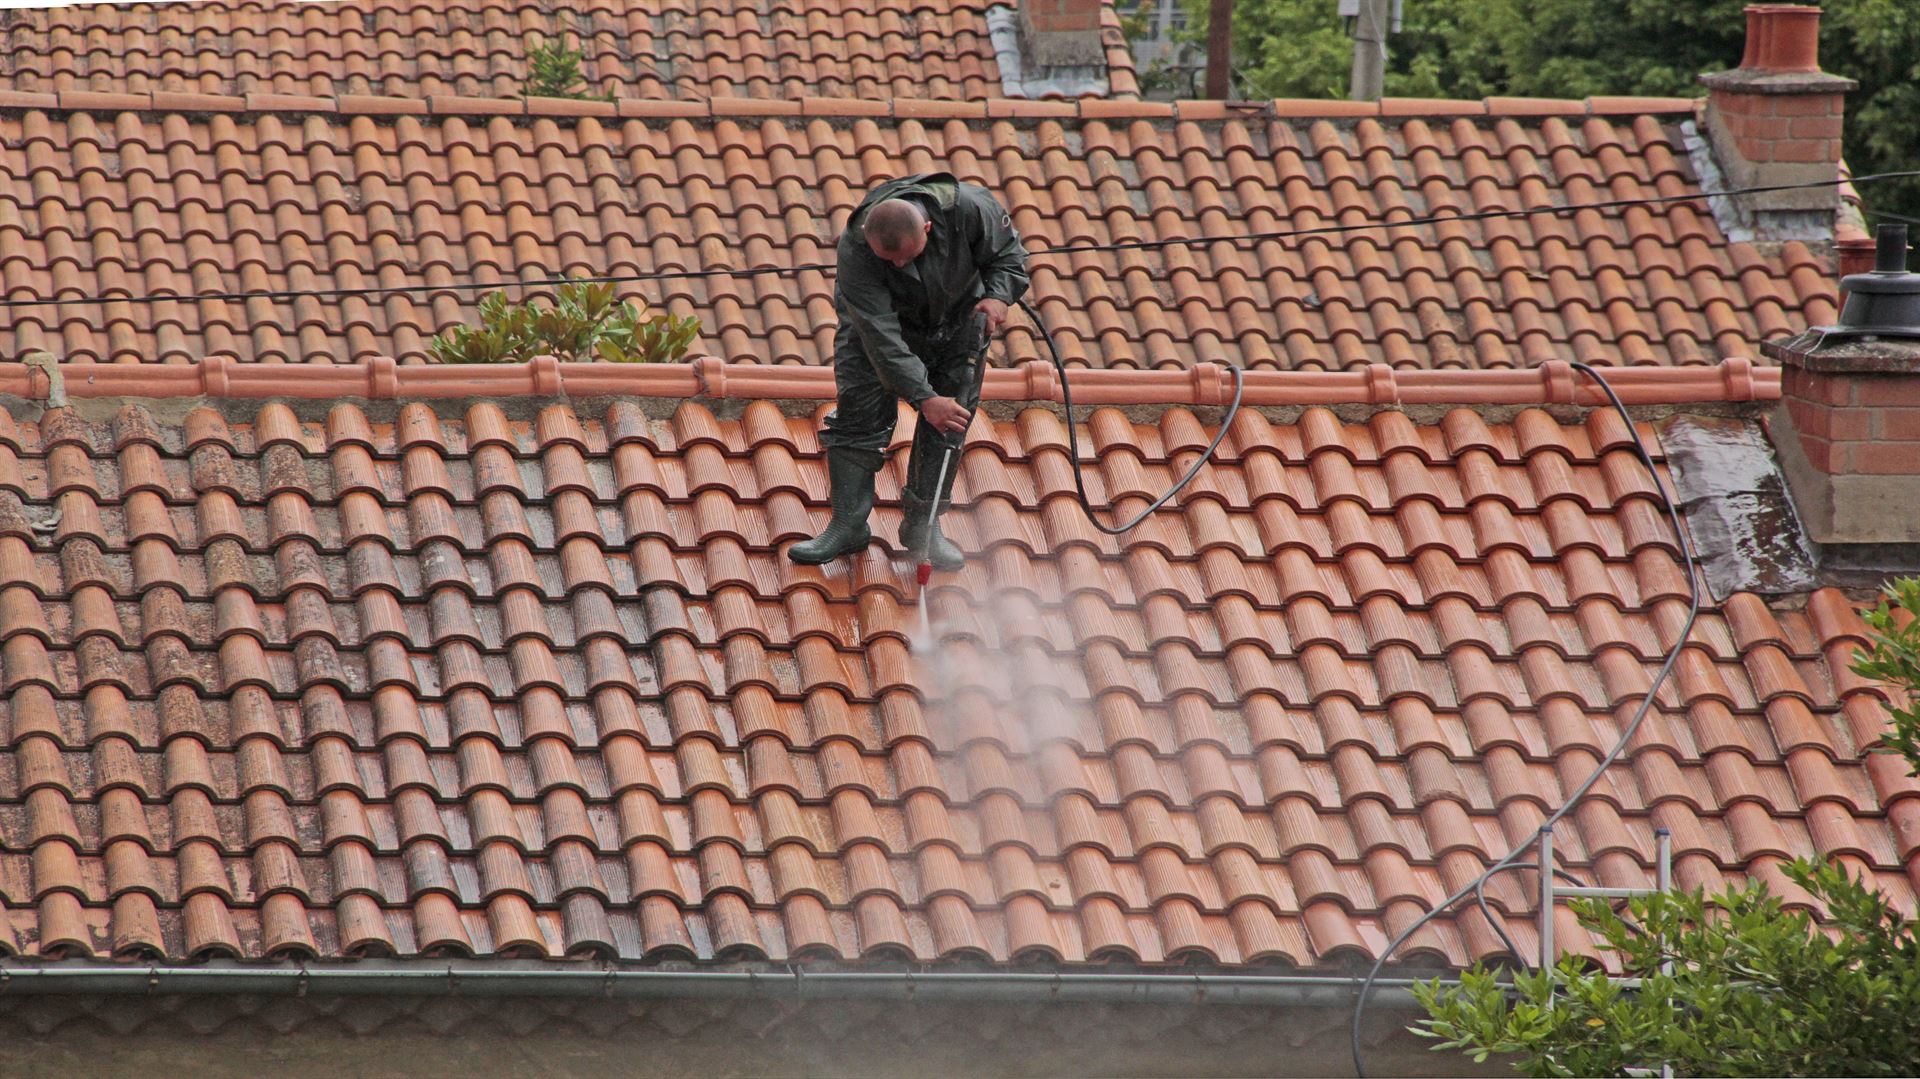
[907,304,1245,650]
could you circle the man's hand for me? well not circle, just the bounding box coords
[920,395,972,437]
[975,297,1009,333]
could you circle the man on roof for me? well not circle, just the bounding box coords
[787,173,1031,570]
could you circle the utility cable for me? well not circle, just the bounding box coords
[0,171,1913,312]
[1348,360,1703,1078]
[1016,297,1244,535]
[911,303,1241,560]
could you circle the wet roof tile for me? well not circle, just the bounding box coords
[0,396,1908,968]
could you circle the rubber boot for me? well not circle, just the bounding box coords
[899,442,965,571]
[788,447,881,564]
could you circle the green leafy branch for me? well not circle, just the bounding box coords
[1413,859,1920,1077]
[1854,576,1920,776]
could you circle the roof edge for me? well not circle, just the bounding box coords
[0,89,1703,124]
[0,357,1780,408]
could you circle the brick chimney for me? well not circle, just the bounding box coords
[1764,225,1920,567]
[1698,5,1856,215]
[1019,0,1104,67]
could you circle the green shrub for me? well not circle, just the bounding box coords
[1413,860,1920,1077]
[523,34,613,101]
[429,282,700,365]
[1855,576,1920,776]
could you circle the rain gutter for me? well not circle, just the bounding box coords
[0,961,1458,1008]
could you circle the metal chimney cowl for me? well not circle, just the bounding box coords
[1833,224,1920,340]
[1765,225,1920,372]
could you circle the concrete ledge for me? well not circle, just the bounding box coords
[1700,68,1858,95]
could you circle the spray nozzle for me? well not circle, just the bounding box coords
[915,562,933,587]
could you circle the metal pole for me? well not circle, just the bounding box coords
[1348,0,1388,101]
[1206,0,1233,99]
[1537,826,1555,972]
[1655,827,1675,1079]
[1655,828,1672,896]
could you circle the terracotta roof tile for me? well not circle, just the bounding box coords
[0,357,1782,406]
[0,105,1833,369]
[0,395,1908,969]
[0,0,1019,103]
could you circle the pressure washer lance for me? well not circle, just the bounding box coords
[915,445,957,590]
[912,439,956,644]
[910,360,983,641]
[911,319,994,641]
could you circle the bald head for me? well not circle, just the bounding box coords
[865,199,932,268]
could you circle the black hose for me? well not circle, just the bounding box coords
[1015,298,1246,535]
[1348,361,1703,1077]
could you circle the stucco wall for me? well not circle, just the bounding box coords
[0,993,1487,1077]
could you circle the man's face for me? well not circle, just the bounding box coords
[869,223,932,269]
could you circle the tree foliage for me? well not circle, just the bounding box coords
[1854,576,1920,777]
[1413,860,1920,1077]
[428,282,700,365]
[522,34,613,101]
[1177,0,1919,221]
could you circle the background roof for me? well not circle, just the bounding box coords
[0,0,1032,102]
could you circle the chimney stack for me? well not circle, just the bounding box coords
[1018,0,1105,67]
[1838,235,1880,279]
[1698,5,1856,216]
[1764,225,1920,566]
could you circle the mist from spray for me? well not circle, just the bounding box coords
[907,583,1095,754]
[910,589,934,654]
[902,408,1094,752]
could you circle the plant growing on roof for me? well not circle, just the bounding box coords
[522,33,614,101]
[1411,577,1920,1076]
[428,282,700,365]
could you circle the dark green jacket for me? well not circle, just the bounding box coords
[835,173,1031,405]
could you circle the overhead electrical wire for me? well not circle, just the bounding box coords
[0,170,1912,312]
[1347,360,1704,1079]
